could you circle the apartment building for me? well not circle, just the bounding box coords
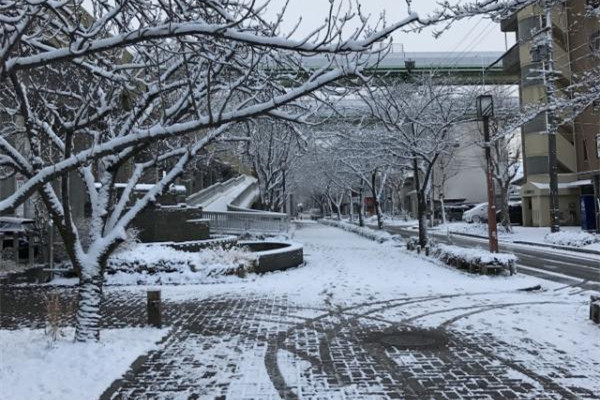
[497,0,600,230]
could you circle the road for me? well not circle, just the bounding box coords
[374,224,600,291]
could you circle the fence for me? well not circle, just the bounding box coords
[199,211,289,235]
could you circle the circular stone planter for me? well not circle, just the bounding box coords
[237,241,304,273]
[153,235,238,252]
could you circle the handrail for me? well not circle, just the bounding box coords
[199,210,288,234]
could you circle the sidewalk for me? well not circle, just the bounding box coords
[1,224,599,399]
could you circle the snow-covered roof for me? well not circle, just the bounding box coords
[529,180,592,190]
[93,183,187,193]
[301,51,505,70]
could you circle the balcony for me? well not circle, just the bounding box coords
[501,13,518,32]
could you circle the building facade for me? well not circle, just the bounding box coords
[498,0,600,230]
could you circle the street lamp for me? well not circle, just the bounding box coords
[476,94,499,253]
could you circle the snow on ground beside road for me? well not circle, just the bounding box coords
[0,327,168,400]
[545,230,600,248]
[361,214,418,227]
[436,222,600,251]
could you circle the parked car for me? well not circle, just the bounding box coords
[0,217,39,258]
[462,203,488,223]
[443,203,477,222]
[462,202,523,224]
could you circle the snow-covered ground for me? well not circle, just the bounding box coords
[4,223,599,398]
[362,214,418,227]
[157,224,599,393]
[0,327,168,400]
[434,222,600,251]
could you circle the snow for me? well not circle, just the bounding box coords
[106,244,256,285]
[153,223,600,395]
[159,224,557,303]
[17,223,600,397]
[202,175,258,212]
[435,243,517,266]
[93,182,187,193]
[544,231,600,248]
[321,218,399,243]
[0,327,168,400]
[436,222,600,252]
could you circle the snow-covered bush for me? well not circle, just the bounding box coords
[320,219,400,243]
[544,231,599,248]
[105,245,256,285]
[433,244,517,274]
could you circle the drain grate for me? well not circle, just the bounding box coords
[366,328,448,350]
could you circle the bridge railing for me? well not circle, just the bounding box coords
[199,210,289,234]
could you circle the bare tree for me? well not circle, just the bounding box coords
[242,119,305,212]
[363,76,471,247]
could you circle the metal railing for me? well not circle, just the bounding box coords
[199,211,289,234]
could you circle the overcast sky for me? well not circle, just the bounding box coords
[265,0,514,53]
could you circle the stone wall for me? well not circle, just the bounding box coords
[131,205,210,243]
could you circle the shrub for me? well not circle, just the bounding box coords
[433,244,517,275]
[544,231,599,248]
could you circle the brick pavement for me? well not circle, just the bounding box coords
[1,284,598,400]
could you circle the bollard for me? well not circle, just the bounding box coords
[425,245,430,257]
[147,290,162,328]
[416,246,421,255]
[591,296,600,324]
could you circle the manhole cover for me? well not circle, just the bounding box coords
[367,328,448,350]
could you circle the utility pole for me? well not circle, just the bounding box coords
[532,1,560,232]
[477,95,499,253]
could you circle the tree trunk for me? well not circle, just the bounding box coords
[417,192,428,248]
[371,171,383,229]
[413,156,428,248]
[499,185,512,233]
[74,262,104,342]
[358,186,365,227]
[335,200,342,221]
[348,192,354,223]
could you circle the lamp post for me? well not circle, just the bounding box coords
[477,95,499,253]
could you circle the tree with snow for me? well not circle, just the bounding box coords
[241,119,305,212]
[0,0,443,341]
[362,75,471,247]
